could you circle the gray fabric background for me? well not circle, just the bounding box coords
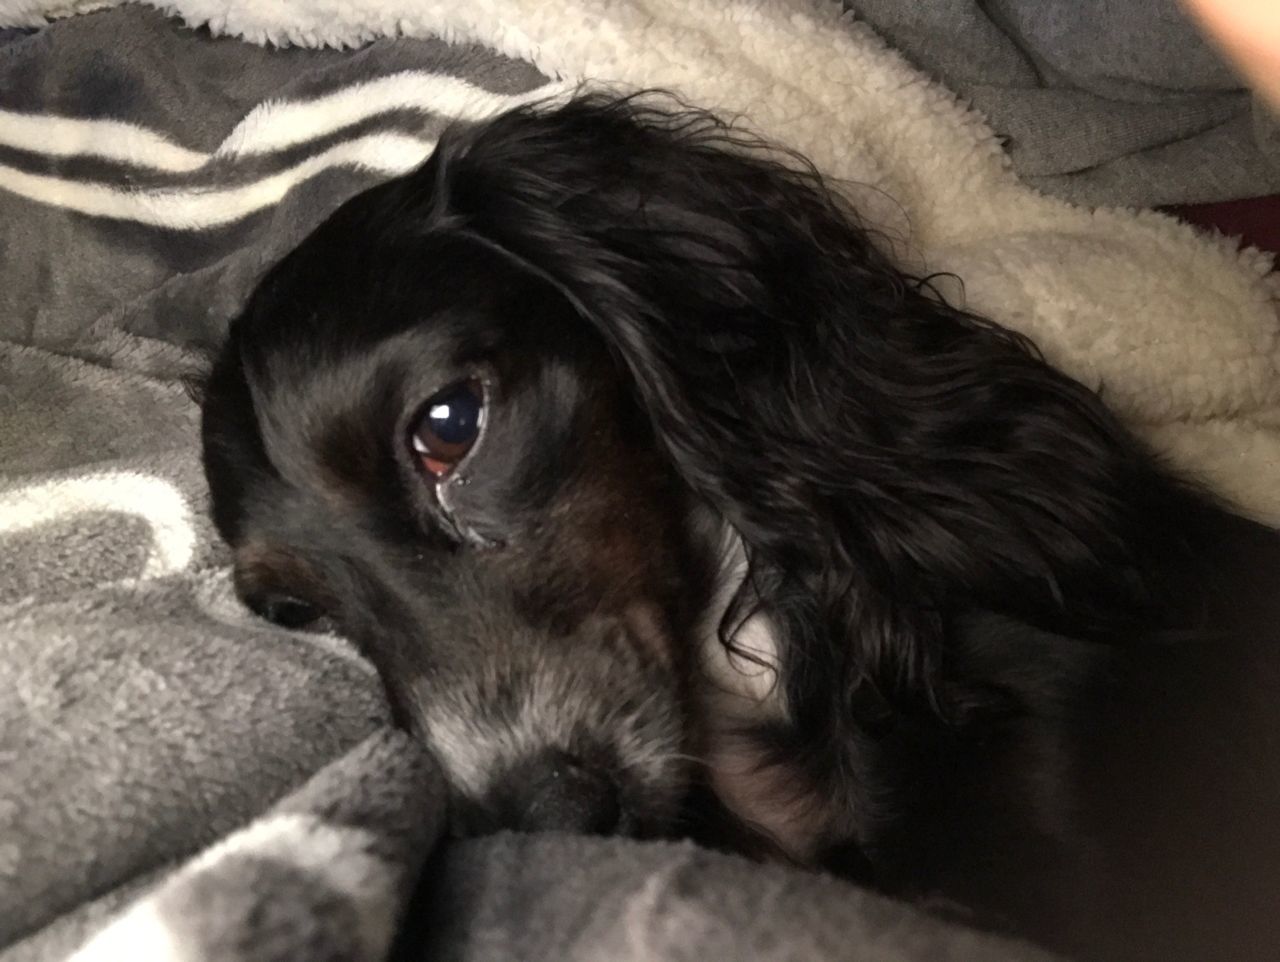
[846,0,1280,206]
[409,834,1062,962]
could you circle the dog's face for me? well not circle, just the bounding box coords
[202,216,717,837]
[202,92,1190,867]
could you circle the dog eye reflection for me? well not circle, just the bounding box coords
[410,377,486,478]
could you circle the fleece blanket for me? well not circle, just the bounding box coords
[0,1,1276,960]
[842,0,1280,209]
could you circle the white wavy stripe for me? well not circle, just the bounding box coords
[217,71,563,157]
[0,131,432,228]
[0,72,557,177]
[0,472,195,578]
[0,110,209,171]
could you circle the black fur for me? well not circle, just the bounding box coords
[202,91,1280,961]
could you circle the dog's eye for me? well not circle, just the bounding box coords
[250,593,334,632]
[411,378,485,478]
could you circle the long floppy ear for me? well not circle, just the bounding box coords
[416,91,1193,744]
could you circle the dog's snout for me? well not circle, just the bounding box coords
[514,752,622,835]
[420,616,687,843]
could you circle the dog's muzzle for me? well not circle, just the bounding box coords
[404,612,689,840]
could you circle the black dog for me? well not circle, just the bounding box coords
[201,92,1280,960]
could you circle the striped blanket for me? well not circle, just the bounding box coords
[0,2,1276,961]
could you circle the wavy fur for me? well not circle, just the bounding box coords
[410,91,1206,820]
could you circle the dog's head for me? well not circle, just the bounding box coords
[202,92,1181,850]
[200,212,721,835]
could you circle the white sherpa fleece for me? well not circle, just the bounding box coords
[5,0,1279,522]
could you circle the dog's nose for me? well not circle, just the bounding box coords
[515,752,622,835]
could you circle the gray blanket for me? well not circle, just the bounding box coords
[0,8,1059,961]
[846,0,1280,207]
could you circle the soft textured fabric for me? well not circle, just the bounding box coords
[408,834,1062,962]
[0,2,1276,960]
[842,0,1280,207]
[62,730,445,962]
[8,0,1280,208]
[0,10,545,954]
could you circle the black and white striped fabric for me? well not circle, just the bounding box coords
[0,9,554,352]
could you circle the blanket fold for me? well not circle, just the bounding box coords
[67,730,444,962]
